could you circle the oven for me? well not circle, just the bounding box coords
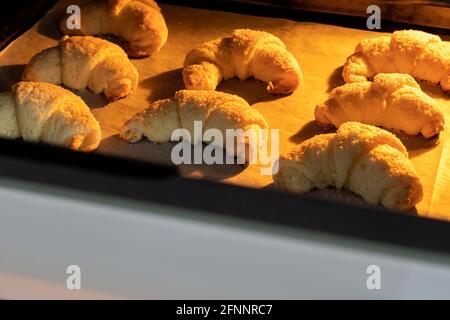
[0,0,449,299]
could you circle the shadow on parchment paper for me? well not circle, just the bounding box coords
[0,64,26,91]
[289,120,335,144]
[396,133,440,158]
[419,81,449,98]
[264,183,419,216]
[141,69,282,105]
[74,88,109,109]
[327,66,345,93]
[141,68,185,103]
[261,183,276,191]
[98,134,175,165]
[176,142,248,180]
[98,135,247,180]
[217,78,280,105]
[179,163,247,182]
[308,188,420,216]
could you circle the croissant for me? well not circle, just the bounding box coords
[342,30,450,91]
[120,90,268,158]
[22,36,139,101]
[315,73,445,139]
[273,122,423,210]
[60,0,168,58]
[0,82,101,152]
[183,29,303,95]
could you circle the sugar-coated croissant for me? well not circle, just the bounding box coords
[60,0,168,58]
[120,90,268,156]
[183,29,303,95]
[315,73,445,139]
[22,36,138,101]
[342,30,450,91]
[0,82,101,152]
[273,122,423,210]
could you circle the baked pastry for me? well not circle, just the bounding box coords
[60,0,168,58]
[183,29,302,95]
[342,30,450,91]
[0,82,101,151]
[315,73,444,139]
[22,36,139,101]
[273,122,423,210]
[120,90,268,159]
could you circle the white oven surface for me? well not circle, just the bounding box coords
[0,180,450,299]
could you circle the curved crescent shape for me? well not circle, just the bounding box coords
[183,29,303,95]
[22,36,139,101]
[60,0,168,58]
[342,30,450,91]
[273,122,423,211]
[315,73,445,139]
[0,81,101,152]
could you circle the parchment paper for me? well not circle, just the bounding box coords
[0,0,449,219]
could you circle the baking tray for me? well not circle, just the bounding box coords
[1,0,450,255]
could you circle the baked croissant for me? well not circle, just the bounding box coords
[60,0,168,58]
[315,73,445,139]
[120,90,268,158]
[0,82,101,152]
[183,29,303,95]
[273,122,423,210]
[342,30,450,91]
[22,36,139,101]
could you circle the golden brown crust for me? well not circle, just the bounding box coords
[315,73,445,138]
[274,122,423,211]
[22,36,139,101]
[342,30,450,91]
[60,0,168,58]
[0,82,101,152]
[183,29,303,95]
